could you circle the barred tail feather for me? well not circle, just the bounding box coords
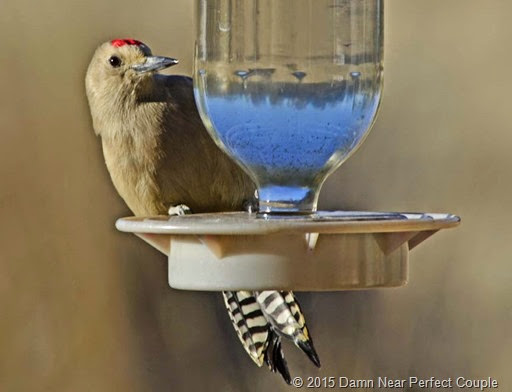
[222,291,269,366]
[283,291,321,367]
[264,332,291,384]
[256,290,321,368]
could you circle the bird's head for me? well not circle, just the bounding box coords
[85,39,178,105]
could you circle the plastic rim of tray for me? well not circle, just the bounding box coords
[116,211,460,291]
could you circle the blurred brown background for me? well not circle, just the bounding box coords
[1,0,510,391]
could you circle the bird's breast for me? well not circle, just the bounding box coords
[102,137,164,216]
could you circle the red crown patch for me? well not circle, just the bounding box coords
[111,39,144,47]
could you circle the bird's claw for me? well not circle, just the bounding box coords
[168,204,192,216]
[243,197,259,214]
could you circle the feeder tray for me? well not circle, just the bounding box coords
[116,211,460,291]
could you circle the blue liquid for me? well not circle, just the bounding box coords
[195,68,382,189]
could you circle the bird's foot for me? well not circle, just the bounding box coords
[168,204,192,216]
[242,198,259,214]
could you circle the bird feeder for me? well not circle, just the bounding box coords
[117,0,460,290]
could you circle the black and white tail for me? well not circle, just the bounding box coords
[223,290,320,383]
[222,291,270,366]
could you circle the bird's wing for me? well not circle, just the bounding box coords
[153,74,255,213]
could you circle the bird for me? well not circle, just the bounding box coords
[85,38,320,383]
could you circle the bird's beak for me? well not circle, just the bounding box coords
[132,56,179,73]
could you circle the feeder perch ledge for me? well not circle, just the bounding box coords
[115,211,460,291]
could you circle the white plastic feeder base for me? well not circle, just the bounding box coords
[116,212,460,291]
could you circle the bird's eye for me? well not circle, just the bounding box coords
[109,56,122,68]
